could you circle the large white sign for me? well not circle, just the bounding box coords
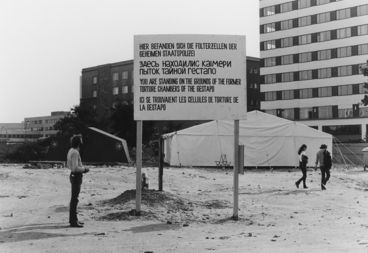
[134,34,247,120]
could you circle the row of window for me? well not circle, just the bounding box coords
[112,71,129,81]
[260,0,341,17]
[263,83,366,101]
[263,42,368,67]
[263,63,365,84]
[262,24,368,51]
[92,85,131,98]
[0,134,44,139]
[90,71,131,84]
[265,104,366,120]
[261,4,368,34]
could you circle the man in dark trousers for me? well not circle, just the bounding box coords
[315,144,331,190]
[67,135,89,227]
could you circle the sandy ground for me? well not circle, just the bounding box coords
[1,164,368,253]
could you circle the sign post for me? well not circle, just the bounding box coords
[233,120,239,220]
[134,34,247,217]
[135,120,142,214]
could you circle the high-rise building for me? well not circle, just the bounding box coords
[80,57,260,118]
[260,0,368,142]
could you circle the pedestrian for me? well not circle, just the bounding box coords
[67,134,89,227]
[315,144,331,190]
[295,144,308,189]
[142,173,149,190]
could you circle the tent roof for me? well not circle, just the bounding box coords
[163,110,332,139]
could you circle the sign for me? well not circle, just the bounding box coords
[134,34,247,120]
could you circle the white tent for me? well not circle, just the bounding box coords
[162,111,332,167]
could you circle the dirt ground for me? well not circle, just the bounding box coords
[1,164,368,253]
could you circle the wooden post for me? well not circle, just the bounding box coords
[233,120,239,220]
[136,120,142,215]
[158,136,164,191]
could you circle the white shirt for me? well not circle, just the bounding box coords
[299,150,307,162]
[67,148,85,173]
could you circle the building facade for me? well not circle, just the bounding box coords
[0,111,68,143]
[24,111,69,140]
[80,57,260,116]
[260,0,368,142]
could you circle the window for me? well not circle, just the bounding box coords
[317,12,330,23]
[299,34,311,45]
[300,89,313,99]
[265,23,276,33]
[318,49,331,60]
[338,85,352,95]
[338,108,353,118]
[281,2,293,12]
[337,47,352,58]
[265,57,276,67]
[281,108,294,120]
[318,87,332,97]
[122,86,128,94]
[358,44,368,55]
[93,90,97,97]
[299,52,312,63]
[338,66,352,76]
[265,109,277,116]
[317,0,329,5]
[358,4,368,16]
[282,90,294,100]
[264,6,275,16]
[358,24,368,36]
[319,106,333,119]
[281,20,293,30]
[281,55,293,65]
[113,87,119,95]
[317,31,330,42]
[318,68,332,78]
[265,74,276,84]
[337,27,351,39]
[113,72,119,81]
[298,0,310,9]
[122,71,129,79]
[300,107,313,119]
[298,16,311,27]
[281,37,293,48]
[337,8,351,20]
[92,76,98,84]
[265,91,277,101]
[265,40,276,50]
[300,70,312,80]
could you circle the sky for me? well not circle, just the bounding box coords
[0,0,259,123]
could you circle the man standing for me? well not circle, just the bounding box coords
[315,144,330,190]
[67,135,89,227]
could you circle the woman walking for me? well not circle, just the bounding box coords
[295,144,308,189]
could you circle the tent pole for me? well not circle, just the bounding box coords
[135,120,142,215]
[233,120,239,220]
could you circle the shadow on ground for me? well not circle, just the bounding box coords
[123,223,182,233]
[0,223,91,243]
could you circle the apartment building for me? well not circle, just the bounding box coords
[260,0,368,141]
[24,111,69,139]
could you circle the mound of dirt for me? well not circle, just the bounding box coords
[102,189,192,211]
[96,189,231,223]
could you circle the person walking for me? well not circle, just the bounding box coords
[295,144,308,189]
[67,135,89,228]
[315,144,329,190]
